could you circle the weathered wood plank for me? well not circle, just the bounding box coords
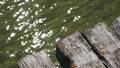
[57,31,106,68]
[111,16,120,37]
[56,46,70,68]
[83,23,120,68]
[19,50,56,68]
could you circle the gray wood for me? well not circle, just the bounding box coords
[111,16,120,38]
[83,23,120,68]
[19,50,56,68]
[57,31,105,68]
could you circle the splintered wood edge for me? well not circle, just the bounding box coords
[19,50,56,68]
[57,31,105,68]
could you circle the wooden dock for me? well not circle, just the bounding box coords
[19,17,120,68]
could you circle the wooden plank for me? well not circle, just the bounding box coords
[56,46,70,68]
[19,50,56,68]
[57,31,105,68]
[111,16,120,37]
[82,23,120,68]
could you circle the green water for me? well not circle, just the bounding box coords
[0,0,120,68]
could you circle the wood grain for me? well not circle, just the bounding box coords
[19,50,56,68]
[83,23,120,68]
[57,31,105,68]
[111,16,120,38]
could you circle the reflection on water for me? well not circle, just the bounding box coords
[0,0,120,68]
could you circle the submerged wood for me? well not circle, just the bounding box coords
[57,31,105,68]
[111,16,120,38]
[83,23,120,68]
[19,50,56,68]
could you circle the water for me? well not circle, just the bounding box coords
[0,0,120,68]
